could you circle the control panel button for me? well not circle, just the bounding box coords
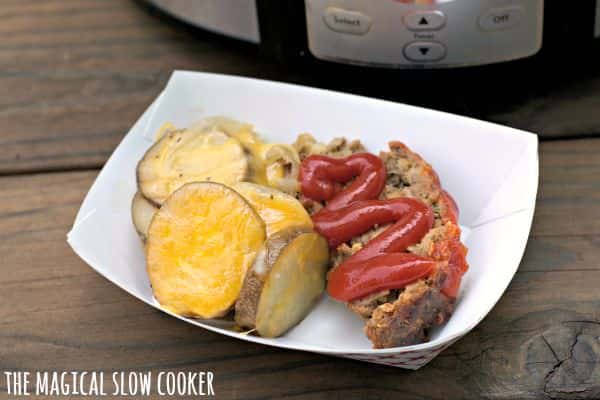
[479,7,523,31]
[404,42,446,62]
[404,11,446,31]
[323,7,372,35]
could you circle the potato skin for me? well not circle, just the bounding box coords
[136,129,186,208]
[131,191,158,242]
[234,255,265,329]
[234,227,310,329]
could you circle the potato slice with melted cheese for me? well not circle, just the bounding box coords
[146,182,266,319]
[137,128,248,205]
[191,117,301,194]
[191,117,268,185]
[232,182,312,237]
[264,144,300,194]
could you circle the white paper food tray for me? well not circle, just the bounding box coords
[67,71,538,369]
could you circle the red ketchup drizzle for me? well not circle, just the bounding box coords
[299,153,386,213]
[328,253,436,303]
[436,190,468,298]
[300,153,440,302]
[441,190,459,224]
[442,239,468,298]
[313,198,433,252]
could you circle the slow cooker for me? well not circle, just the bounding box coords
[144,0,600,69]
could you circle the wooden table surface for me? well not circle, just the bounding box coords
[2,1,599,399]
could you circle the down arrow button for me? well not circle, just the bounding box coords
[404,42,446,62]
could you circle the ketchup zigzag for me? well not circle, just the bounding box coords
[300,152,467,302]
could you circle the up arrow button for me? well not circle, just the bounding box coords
[404,11,446,31]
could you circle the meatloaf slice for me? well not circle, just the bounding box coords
[365,269,453,348]
[294,134,467,348]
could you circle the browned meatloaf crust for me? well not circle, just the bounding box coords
[293,134,466,348]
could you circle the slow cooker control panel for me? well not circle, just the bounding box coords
[305,0,544,68]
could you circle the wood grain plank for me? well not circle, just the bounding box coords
[0,0,305,175]
[533,139,600,237]
[3,0,600,174]
[1,137,600,399]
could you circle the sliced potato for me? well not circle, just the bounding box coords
[131,191,158,241]
[190,117,301,193]
[154,122,177,141]
[137,128,248,205]
[235,228,329,337]
[146,182,266,319]
[190,116,255,141]
[232,182,312,236]
[190,117,268,185]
